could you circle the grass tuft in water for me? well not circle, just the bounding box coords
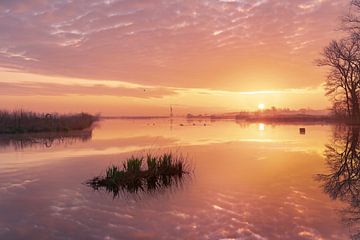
[87,152,190,196]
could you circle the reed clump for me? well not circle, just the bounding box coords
[87,152,189,196]
[0,110,99,134]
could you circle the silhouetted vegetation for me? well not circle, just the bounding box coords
[318,0,360,123]
[237,114,332,123]
[187,109,333,123]
[0,110,99,134]
[87,152,190,197]
[317,126,360,239]
[317,37,360,122]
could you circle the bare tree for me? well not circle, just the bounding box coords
[318,36,360,121]
[343,0,360,35]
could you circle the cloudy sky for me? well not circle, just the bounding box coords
[0,0,350,115]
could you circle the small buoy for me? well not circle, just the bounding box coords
[180,124,184,126]
[299,128,306,135]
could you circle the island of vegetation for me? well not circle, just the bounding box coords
[87,152,190,196]
[0,110,99,134]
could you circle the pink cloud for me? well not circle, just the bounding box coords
[0,0,349,91]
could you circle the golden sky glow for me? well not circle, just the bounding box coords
[0,0,349,115]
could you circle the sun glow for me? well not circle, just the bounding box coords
[258,103,265,110]
[258,123,265,131]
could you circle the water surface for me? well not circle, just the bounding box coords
[0,119,355,239]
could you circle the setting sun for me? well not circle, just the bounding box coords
[258,103,265,110]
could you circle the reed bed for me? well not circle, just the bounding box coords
[0,110,99,134]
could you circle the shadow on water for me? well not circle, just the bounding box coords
[0,129,92,150]
[317,126,360,239]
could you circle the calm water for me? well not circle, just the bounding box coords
[0,119,357,239]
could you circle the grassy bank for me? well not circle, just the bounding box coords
[87,152,190,196]
[0,110,99,134]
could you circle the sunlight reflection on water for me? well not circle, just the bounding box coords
[0,119,350,239]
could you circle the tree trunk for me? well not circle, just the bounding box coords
[351,91,360,122]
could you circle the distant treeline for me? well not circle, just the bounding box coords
[236,114,333,123]
[187,112,335,123]
[0,110,99,134]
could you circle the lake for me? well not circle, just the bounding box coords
[0,118,357,239]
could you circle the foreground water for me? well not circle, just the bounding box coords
[0,119,357,239]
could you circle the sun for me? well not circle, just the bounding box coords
[258,103,265,110]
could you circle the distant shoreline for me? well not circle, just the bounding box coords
[100,114,347,124]
[101,116,169,120]
[186,114,344,124]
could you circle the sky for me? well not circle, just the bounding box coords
[0,0,350,116]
